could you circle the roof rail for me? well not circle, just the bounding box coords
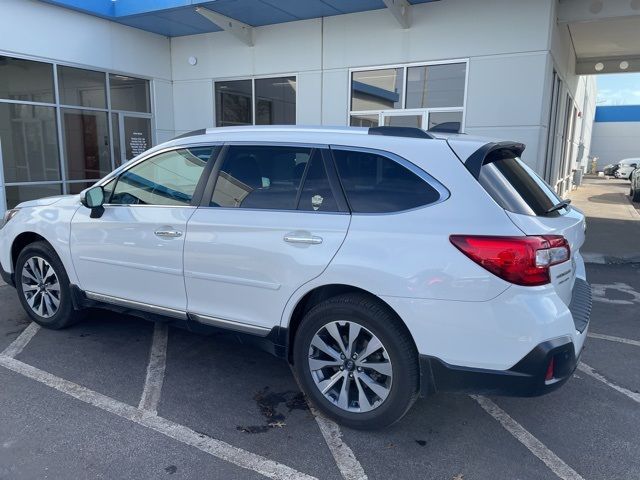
[368,126,435,139]
[172,128,207,140]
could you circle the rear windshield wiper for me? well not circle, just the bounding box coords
[546,199,571,214]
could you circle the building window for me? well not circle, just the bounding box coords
[0,55,153,211]
[349,61,467,134]
[214,76,296,127]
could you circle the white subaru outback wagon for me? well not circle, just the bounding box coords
[0,126,591,429]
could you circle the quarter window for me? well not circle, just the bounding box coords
[210,145,312,210]
[332,149,441,213]
[109,147,211,206]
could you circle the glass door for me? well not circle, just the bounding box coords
[111,113,152,167]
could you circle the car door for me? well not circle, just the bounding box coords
[184,144,350,333]
[71,146,215,314]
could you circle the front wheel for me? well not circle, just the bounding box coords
[15,241,84,329]
[632,187,640,203]
[293,293,419,430]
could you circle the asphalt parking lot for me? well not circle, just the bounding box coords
[1,263,639,480]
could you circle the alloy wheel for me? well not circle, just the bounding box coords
[308,321,393,413]
[21,256,61,319]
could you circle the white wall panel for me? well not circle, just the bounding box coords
[590,122,640,169]
[173,80,214,131]
[296,72,323,125]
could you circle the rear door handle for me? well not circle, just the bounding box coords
[284,233,323,245]
[154,229,183,238]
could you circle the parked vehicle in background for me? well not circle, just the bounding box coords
[630,167,640,202]
[0,126,591,429]
[603,163,620,176]
[614,158,640,179]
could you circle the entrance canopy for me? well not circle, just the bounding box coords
[558,0,640,74]
[40,0,436,37]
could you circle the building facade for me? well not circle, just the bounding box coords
[0,0,598,214]
[590,105,640,171]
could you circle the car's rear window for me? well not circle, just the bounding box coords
[477,156,562,216]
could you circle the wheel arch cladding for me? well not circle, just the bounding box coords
[11,232,50,269]
[286,284,417,365]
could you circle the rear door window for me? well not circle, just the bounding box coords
[331,149,441,213]
[477,156,561,216]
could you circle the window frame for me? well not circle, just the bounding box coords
[348,59,469,133]
[213,74,298,127]
[199,142,349,214]
[100,143,222,208]
[327,145,450,215]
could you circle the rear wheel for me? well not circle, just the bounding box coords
[293,293,419,430]
[632,187,640,203]
[15,241,84,329]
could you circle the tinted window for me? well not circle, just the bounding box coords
[351,68,403,111]
[406,63,466,109]
[57,66,106,109]
[211,145,311,210]
[0,56,54,103]
[62,109,111,180]
[478,156,561,216]
[109,74,151,113]
[215,80,252,127]
[110,147,211,206]
[298,152,337,212]
[255,77,296,125]
[332,150,441,213]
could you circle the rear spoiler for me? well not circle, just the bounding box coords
[464,141,526,179]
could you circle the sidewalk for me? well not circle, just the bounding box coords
[569,176,640,264]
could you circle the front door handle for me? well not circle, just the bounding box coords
[284,232,323,245]
[154,229,183,238]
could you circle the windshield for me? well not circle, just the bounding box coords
[477,156,562,216]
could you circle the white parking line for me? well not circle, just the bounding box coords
[578,363,640,404]
[311,407,368,480]
[471,395,584,480]
[0,354,316,480]
[138,322,169,414]
[1,322,40,358]
[588,332,640,348]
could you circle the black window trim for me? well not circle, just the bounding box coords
[198,141,350,214]
[327,144,450,215]
[97,143,222,208]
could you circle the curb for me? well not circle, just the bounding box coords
[583,252,640,265]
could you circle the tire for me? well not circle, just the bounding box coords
[632,187,640,203]
[15,241,84,329]
[293,293,419,430]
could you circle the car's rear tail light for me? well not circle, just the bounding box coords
[449,235,570,286]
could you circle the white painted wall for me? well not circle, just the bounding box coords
[591,122,640,170]
[0,0,174,141]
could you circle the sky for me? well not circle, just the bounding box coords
[597,73,640,106]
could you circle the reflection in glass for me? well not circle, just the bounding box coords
[0,56,54,103]
[406,63,466,109]
[62,109,111,180]
[5,184,62,209]
[57,66,107,108]
[211,145,311,209]
[0,103,60,183]
[124,116,152,161]
[110,148,210,206]
[351,69,403,111]
[215,80,252,127]
[350,114,379,127]
[255,77,296,125]
[67,181,97,195]
[383,115,422,128]
[109,74,151,113]
[428,111,463,133]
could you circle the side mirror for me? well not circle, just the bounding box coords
[632,164,637,168]
[81,186,106,218]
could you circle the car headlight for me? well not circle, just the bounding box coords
[0,208,20,229]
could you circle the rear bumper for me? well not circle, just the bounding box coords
[420,335,580,397]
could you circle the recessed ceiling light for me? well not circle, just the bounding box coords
[594,62,604,72]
